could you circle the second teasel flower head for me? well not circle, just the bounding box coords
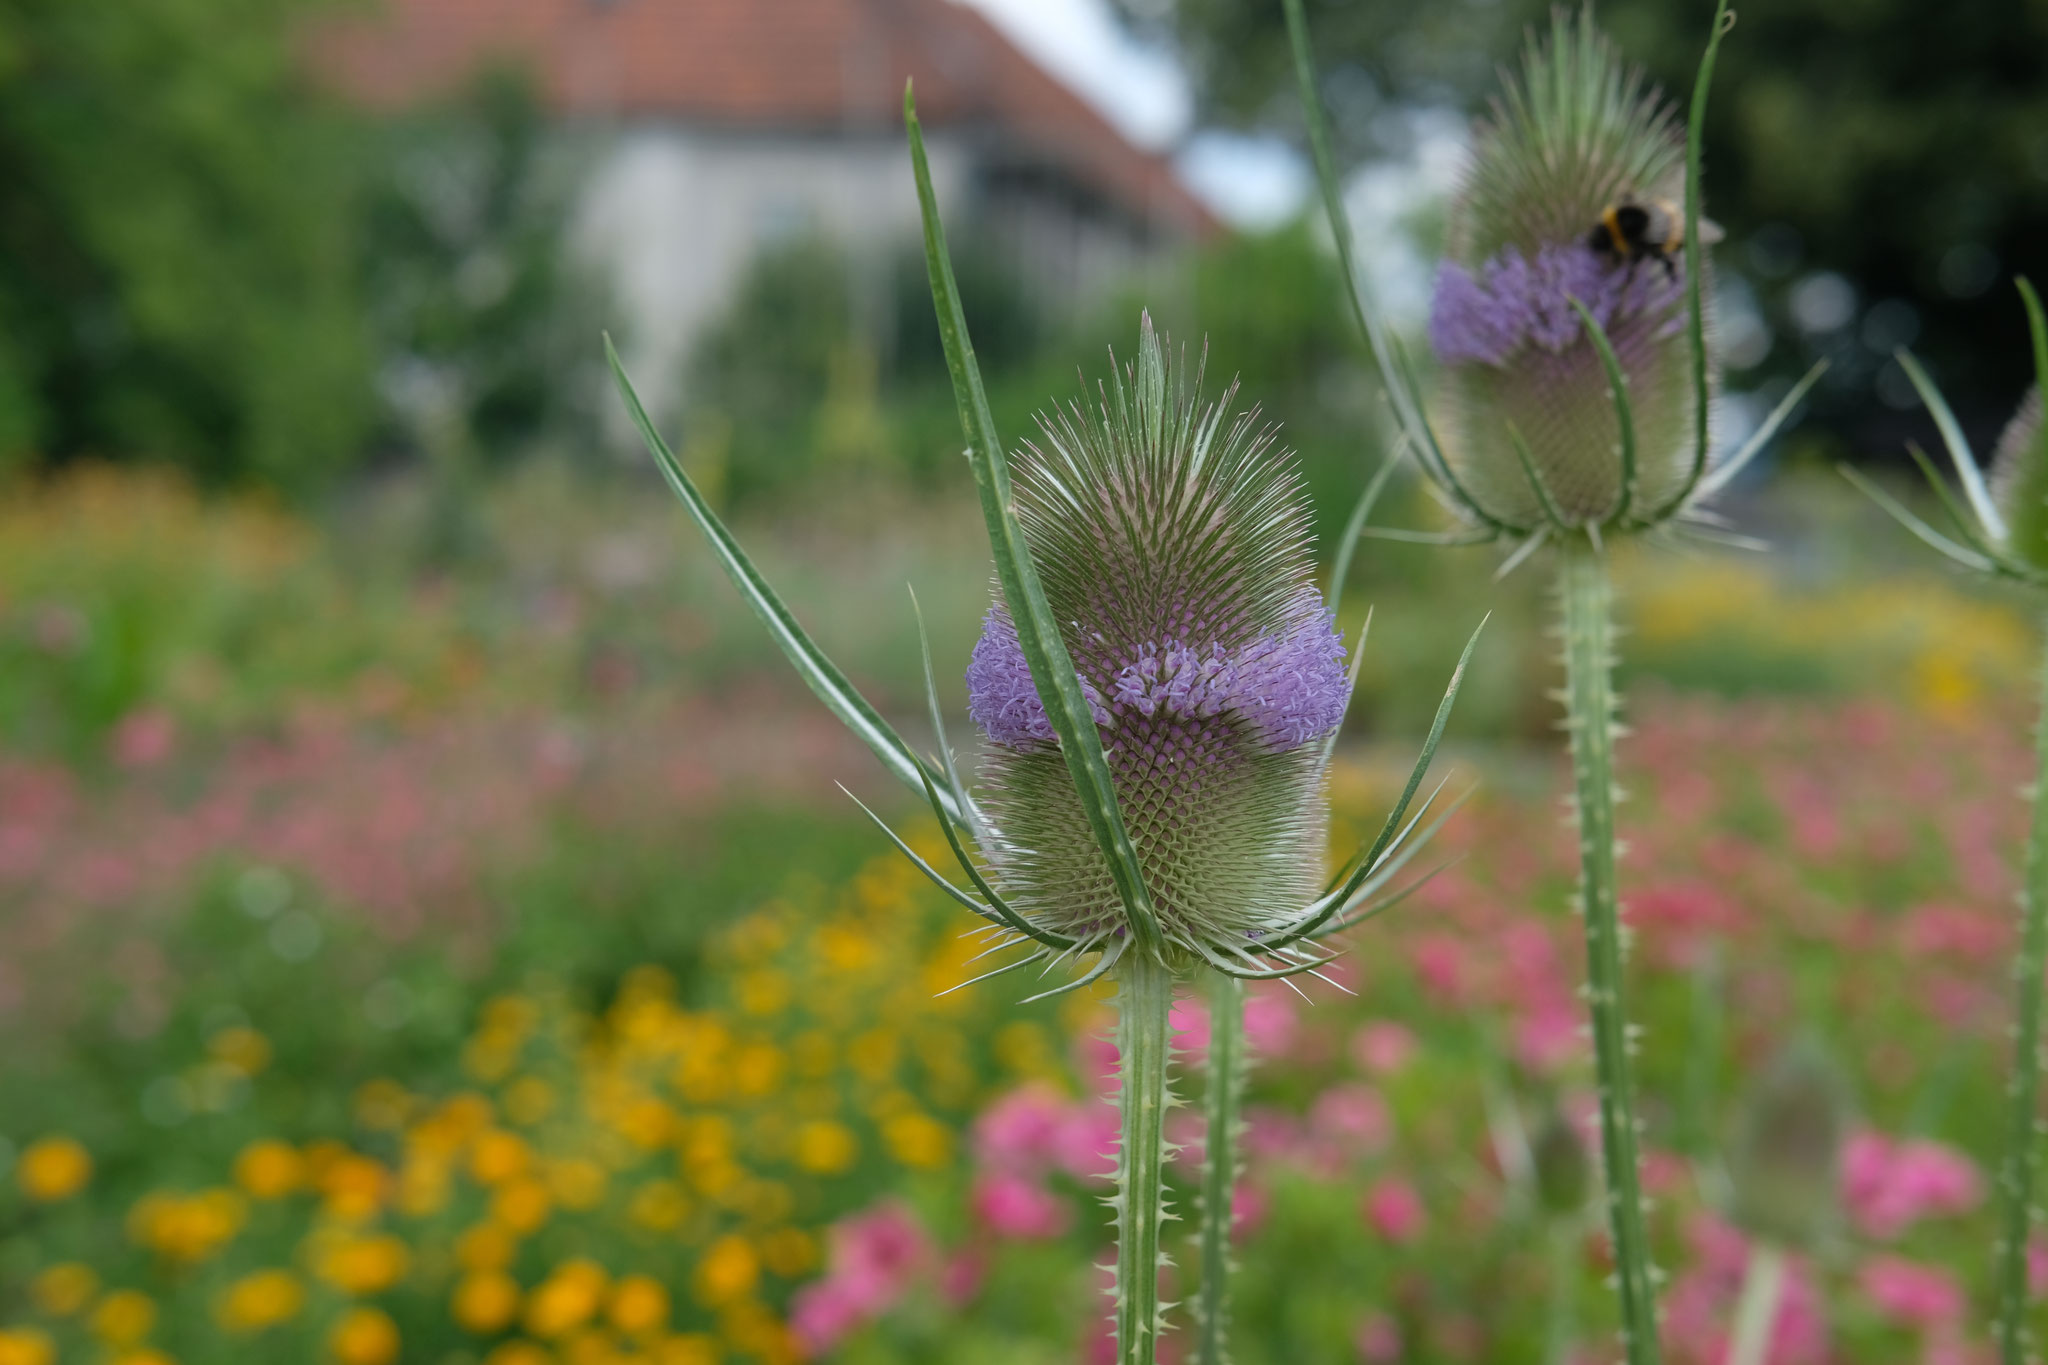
[966,316,1348,963]
[1429,10,1716,530]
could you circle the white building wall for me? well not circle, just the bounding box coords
[568,123,976,432]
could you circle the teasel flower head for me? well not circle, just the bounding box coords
[1726,1039,1847,1250]
[1426,10,1717,534]
[964,317,1349,968]
[1847,278,2048,586]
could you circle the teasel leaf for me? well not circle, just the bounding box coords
[1281,0,1504,536]
[1838,464,1999,574]
[1695,359,1829,499]
[1566,297,1639,524]
[1897,347,2007,544]
[605,336,960,824]
[1658,0,1737,520]
[906,84,1166,961]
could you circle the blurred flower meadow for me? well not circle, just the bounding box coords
[5,0,2048,1360]
[3,459,2047,1362]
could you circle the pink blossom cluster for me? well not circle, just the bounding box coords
[788,1202,936,1356]
[968,1083,1117,1240]
[1842,1131,1984,1240]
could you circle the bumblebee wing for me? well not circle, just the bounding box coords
[1695,215,1727,246]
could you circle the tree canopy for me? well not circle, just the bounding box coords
[1115,0,2048,453]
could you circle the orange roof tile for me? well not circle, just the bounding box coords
[317,0,1218,237]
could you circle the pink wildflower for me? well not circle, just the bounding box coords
[1842,1132,1983,1239]
[1351,1021,1417,1075]
[972,1172,1071,1240]
[1858,1256,1966,1328]
[1364,1178,1426,1245]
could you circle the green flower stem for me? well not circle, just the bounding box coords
[1997,627,2048,1365]
[1196,970,1245,1365]
[1558,543,1661,1365]
[1115,954,1176,1365]
[1545,1220,1580,1365]
[1727,1242,1786,1365]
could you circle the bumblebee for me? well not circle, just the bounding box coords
[1587,198,1723,278]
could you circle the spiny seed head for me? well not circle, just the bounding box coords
[1726,1038,1846,1251]
[1992,386,2048,569]
[966,314,1346,961]
[1429,10,1716,529]
[1531,1107,1591,1218]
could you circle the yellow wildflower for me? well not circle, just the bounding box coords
[504,1076,557,1126]
[471,1129,533,1185]
[112,1352,176,1365]
[692,1236,758,1307]
[17,1136,91,1202]
[790,1031,836,1078]
[397,1154,451,1217]
[457,1221,519,1272]
[614,1097,675,1150]
[313,1233,411,1294]
[846,1030,898,1081]
[737,970,790,1016]
[91,1290,157,1347]
[547,1157,609,1211]
[481,994,540,1041]
[561,1326,619,1365]
[353,1079,413,1132]
[215,1269,305,1333]
[29,1262,97,1315]
[792,1121,857,1174]
[523,1261,608,1339]
[607,1275,670,1338]
[759,1228,818,1278]
[208,1026,272,1075]
[651,1336,720,1365]
[492,1176,553,1234]
[318,1153,389,1222]
[883,1111,951,1168]
[329,1307,400,1365]
[718,1300,794,1362]
[626,1180,689,1231]
[484,1343,555,1365]
[128,1189,246,1263]
[730,1043,784,1097]
[233,1140,306,1199]
[453,1272,523,1334]
[0,1328,55,1365]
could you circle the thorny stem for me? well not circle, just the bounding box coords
[1997,626,2048,1365]
[1558,543,1662,1365]
[1115,954,1177,1365]
[1727,1242,1786,1365]
[1196,970,1245,1365]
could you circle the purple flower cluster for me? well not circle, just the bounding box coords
[966,607,1348,754]
[1428,242,1682,368]
[965,615,1110,747]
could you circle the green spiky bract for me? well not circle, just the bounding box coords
[1453,12,1682,264]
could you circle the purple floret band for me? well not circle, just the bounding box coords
[966,607,1349,754]
[1428,241,1682,368]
